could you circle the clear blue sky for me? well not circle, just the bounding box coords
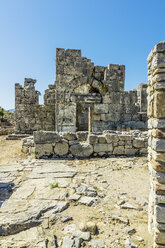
[0,0,164,109]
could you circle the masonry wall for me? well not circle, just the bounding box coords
[21,130,147,158]
[148,41,165,247]
[15,79,55,133]
[15,49,148,134]
[137,83,148,113]
[55,48,147,133]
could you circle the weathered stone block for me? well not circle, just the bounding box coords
[119,141,125,146]
[140,148,148,154]
[94,104,108,114]
[34,131,60,144]
[93,114,101,121]
[88,134,98,144]
[54,142,69,156]
[154,182,165,191]
[98,135,107,144]
[133,138,145,148]
[101,113,120,122]
[102,94,111,104]
[69,140,79,145]
[35,144,53,158]
[61,132,77,141]
[152,138,165,152]
[156,223,165,231]
[70,143,93,157]
[93,144,113,153]
[105,134,119,143]
[76,131,88,142]
[113,146,125,155]
[155,229,165,245]
[153,74,165,84]
[155,206,165,223]
[60,126,76,133]
[56,48,65,57]
[150,160,165,172]
[125,148,136,155]
[154,91,165,118]
[152,150,165,162]
[152,168,165,184]
[125,140,132,146]
[155,195,165,205]
[148,119,165,129]
[119,134,133,141]
[152,129,165,139]
[154,82,165,90]
[65,49,81,57]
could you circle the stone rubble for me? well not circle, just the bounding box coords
[5,42,165,247]
[0,156,152,247]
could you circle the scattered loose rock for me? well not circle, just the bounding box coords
[0,141,153,247]
[88,239,105,248]
[125,237,137,248]
[61,216,73,223]
[124,226,136,235]
[78,196,97,206]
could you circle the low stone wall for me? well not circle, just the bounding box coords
[0,127,14,136]
[22,131,148,159]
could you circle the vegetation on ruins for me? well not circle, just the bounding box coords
[0,107,14,123]
[98,81,108,94]
[0,107,4,120]
[50,182,59,189]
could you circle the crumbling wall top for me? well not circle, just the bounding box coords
[147,41,165,63]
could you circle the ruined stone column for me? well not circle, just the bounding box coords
[148,42,165,247]
[88,104,93,133]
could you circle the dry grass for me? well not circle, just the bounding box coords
[0,135,27,164]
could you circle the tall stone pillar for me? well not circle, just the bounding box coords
[148,42,165,247]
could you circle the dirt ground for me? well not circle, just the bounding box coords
[0,135,153,247]
[0,135,27,164]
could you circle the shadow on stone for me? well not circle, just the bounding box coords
[0,182,14,207]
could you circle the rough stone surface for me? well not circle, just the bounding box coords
[34,131,60,144]
[54,142,69,156]
[78,196,97,206]
[70,143,93,158]
[0,143,152,248]
[88,239,105,248]
[35,143,53,158]
[15,49,147,134]
[148,41,165,247]
[155,206,165,223]
[23,131,148,158]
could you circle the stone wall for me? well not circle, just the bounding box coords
[22,130,148,158]
[55,48,147,132]
[15,78,55,133]
[148,41,165,247]
[15,49,147,134]
[137,83,148,113]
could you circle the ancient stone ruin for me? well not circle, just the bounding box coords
[9,43,165,247]
[148,42,165,247]
[15,48,147,134]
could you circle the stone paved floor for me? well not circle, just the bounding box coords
[0,156,153,247]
